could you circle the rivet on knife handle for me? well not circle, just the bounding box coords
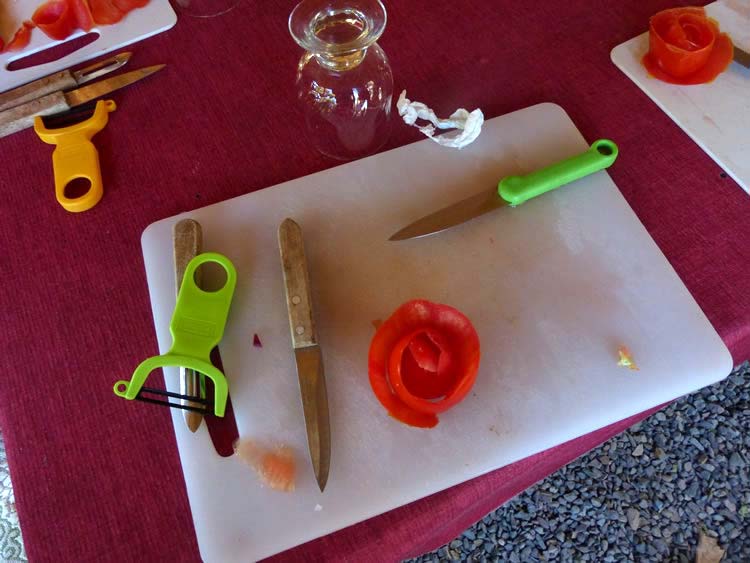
[498,139,619,206]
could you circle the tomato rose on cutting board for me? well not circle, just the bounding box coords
[642,6,733,85]
[1,0,150,53]
[368,300,481,428]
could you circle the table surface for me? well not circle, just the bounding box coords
[2,1,750,561]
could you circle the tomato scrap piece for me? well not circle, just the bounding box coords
[91,0,148,24]
[234,439,296,493]
[368,300,480,428]
[617,346,639,371]
[4,21,35,52]
[89,0,126,25]
[69,0,94,31]
[642,6,734,84]
[32,1,76,40]
[31,0,95,40]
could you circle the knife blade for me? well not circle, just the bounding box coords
[0,64,164,139]
[389,139,619,241]
[734,45,750,69]
[173,218,206,433]
[0,52,132,112]
[278,218,331,492]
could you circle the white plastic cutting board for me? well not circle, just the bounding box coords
[141,103,732,562]
[610,0,750,193]
[0,0,176,91]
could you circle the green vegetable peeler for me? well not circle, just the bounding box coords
[113,252,237,417]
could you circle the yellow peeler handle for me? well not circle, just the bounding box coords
[34,100,116,213]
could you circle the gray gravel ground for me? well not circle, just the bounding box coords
[407,363,750,562]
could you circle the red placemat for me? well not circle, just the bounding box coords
[1,1,748,561]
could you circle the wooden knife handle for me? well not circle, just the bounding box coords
[173,218,205,432]
[0,91,70,139]
[278,218,317,348]
[0,71,77,113]
[174,219,203,293]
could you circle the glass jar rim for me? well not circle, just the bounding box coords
[289,0,387,56]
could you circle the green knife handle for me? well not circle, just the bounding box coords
[497,139,618,206]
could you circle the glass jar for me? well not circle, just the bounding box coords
[289,0,394,160]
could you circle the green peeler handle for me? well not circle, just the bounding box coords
[169,252,237,360]
[497,139,618,206]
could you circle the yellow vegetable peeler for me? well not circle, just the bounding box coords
[34,99,116,213]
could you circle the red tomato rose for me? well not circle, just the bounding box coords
[642,7,733,85]
[368,300,480,428]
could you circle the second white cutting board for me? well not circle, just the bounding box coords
[141,103,731,562]
[610,0,750,194]
[0,0,176,91]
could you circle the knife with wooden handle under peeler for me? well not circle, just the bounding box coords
[173,219,206,432]
[0,64,164,139]
[0,52,131,112]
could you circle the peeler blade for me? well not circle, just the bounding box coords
[73,52,132,85]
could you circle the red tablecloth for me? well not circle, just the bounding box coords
[2,1,748,561]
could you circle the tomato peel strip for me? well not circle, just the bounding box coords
[32,0,77,41]
[3,21,35,52]
[368,300,480,428]
[89,0,126,25]
[70,0,94,31]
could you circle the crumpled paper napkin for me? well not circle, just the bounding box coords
[396,90,484,149]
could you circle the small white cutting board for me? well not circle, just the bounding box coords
[610,0,750,194]
[141,103,732,562]
[0,0,176,92]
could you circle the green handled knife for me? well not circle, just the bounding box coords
[389,139,618,241]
